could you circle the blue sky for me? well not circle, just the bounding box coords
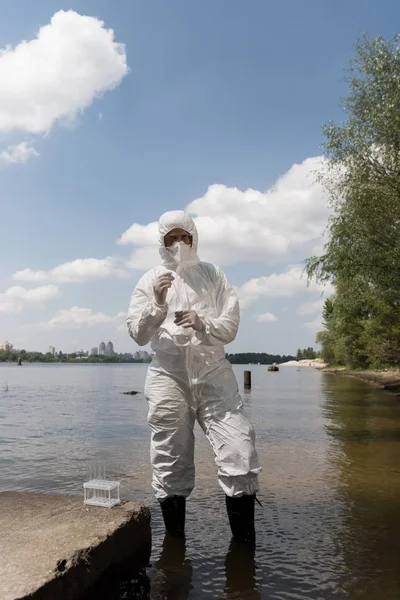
[1,0,399,355]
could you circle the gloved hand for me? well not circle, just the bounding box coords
[153,272,174,306]
[174,310,205,331]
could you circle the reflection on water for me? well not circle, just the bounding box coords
[93,536,260,600]
[1,364,400,599]
[321,375,400,600]
[152,536,193,600]
[222,539,260,600]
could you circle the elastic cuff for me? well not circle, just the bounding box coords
[152,300,168,313]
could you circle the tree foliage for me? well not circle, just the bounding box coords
[296,347,318,360]
[307,34,400,368]
[226,353,295,365]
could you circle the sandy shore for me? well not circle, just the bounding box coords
[322,368,400,396]
[279,359,327,369]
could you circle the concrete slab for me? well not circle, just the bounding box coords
[0,492,151,600]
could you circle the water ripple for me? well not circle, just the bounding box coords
[1,364,400,599]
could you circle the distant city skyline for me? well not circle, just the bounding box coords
[0,341,13,352]
[0,338,123,356]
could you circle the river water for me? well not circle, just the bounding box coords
[1,363,400,599]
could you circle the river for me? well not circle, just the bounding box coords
[1,363,400,599]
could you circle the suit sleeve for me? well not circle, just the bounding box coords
[194,267,240,346]
[126,272,168,347]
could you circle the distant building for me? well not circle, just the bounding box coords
[48,346,56,355]
[0,341,13,351]
[134,350,149,361]
[90,347,98,356]
[99,342,106,355]
[106,341,114,356]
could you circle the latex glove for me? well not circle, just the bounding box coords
[174,310,205,331]
[153,272,174,306]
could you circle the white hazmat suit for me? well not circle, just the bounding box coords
[127,211,260,501]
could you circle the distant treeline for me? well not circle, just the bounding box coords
[0,350,151,364]
[226,353,295,365]
[1,349,296,366]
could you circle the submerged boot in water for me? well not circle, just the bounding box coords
[159,495,186,536]
[224,538,257,596]
[225,494,256,543]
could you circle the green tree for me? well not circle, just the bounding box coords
[307,35,400,293]
[296,347,317,360]
[316,330,335,365]
[307,34,400,368]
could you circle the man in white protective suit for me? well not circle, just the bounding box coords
[127,210,261,543]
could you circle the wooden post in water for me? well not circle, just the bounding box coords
[244,370,251,390]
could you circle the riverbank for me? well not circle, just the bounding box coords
[0,492,151,600]
[323,368,400,396]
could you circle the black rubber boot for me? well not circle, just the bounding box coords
[159,495,186,537]
[225,494,256,543]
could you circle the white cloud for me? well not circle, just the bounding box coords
[310,242,325,256]
[43,307,124,329]
[296,299,325,316]
[237,265,332,309]
[299,296,332,332]
[254,312,278,323]
[295,289,334,332]
[118,221,158,247]
[0,10,128,135]
[116,312,129,332]
[0,141,39,166]
[0,285,60,313]
[304,315,324,331]
[118,156,330,270]
[118,222,159,270]
[13,257,128,284]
